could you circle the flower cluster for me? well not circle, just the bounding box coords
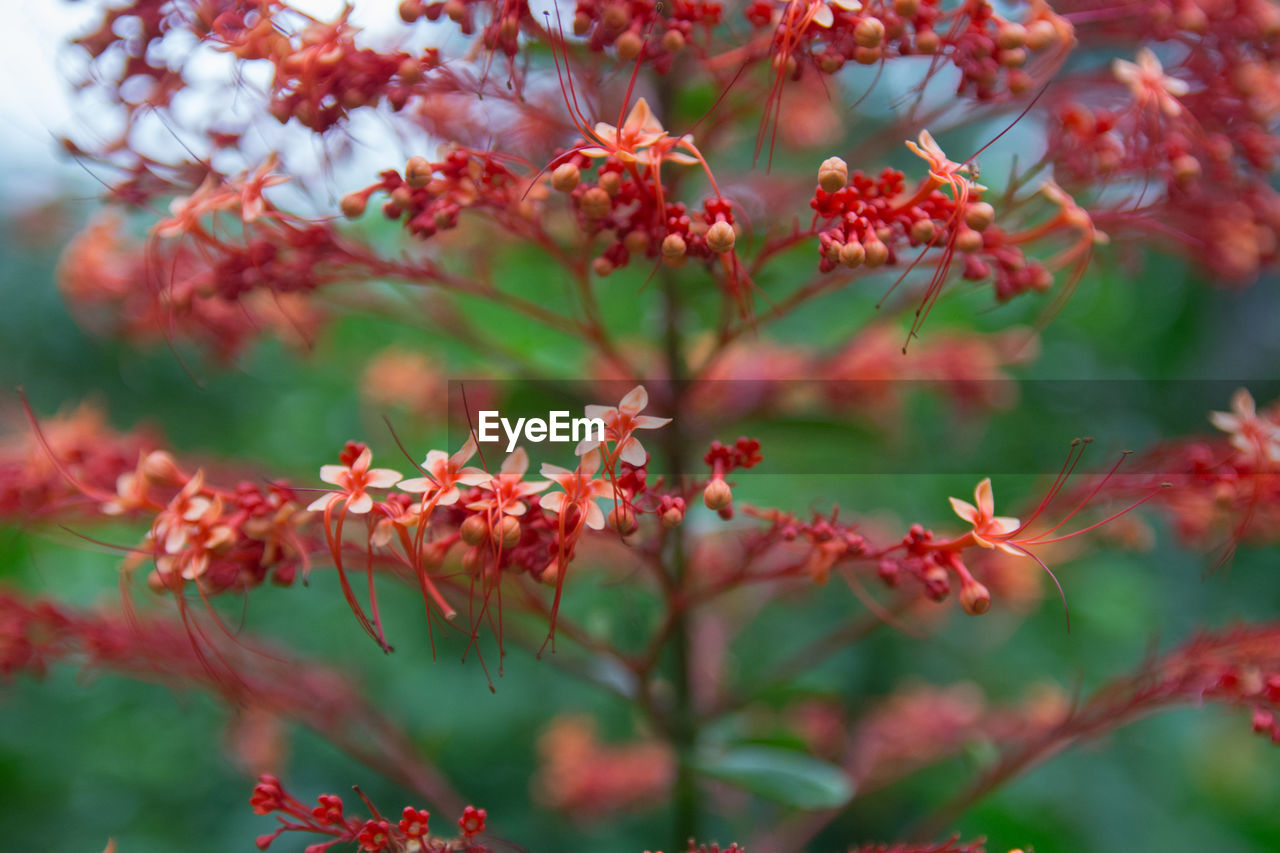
[59,174,347,360]
[811,135,1103,338]
[0,401,157,522]
[1122,388,1280,549]
[545,97,749,307]
[1047,2,1280,281]
[251,775,489,852]
[569,0,724,71]
[304,386,670,657]
[343,148,539,239]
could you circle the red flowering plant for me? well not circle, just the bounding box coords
[3,0,1280,851]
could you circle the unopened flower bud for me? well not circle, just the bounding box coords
[965,201,995,231]
[1172,154,1201,185]
[662,233,688,260]
[915,28,940,53]
[855,16,885,48]
[461,545,485,575]
[955,227,984,253]
[405,156,433,189]
[996,22,1026,49]
[552,162,581,192]
[910,218,936,244]
[818,51,845,73]
[707,220,736,253]
[598,170,623,196]
[592,256,615,277]
[1000,47,1027,67]
[580,187,612,219]
[608,505,638,534]
[390,186,413,211]
[894,0,920,15]
[616,31,644,61]
[863,237,889,267]
[1007,68,1033,94]
[444,0,466,22]
[855,46,882,65]
[573,12,591,34]
[400,58,425,85]
[960,579,991,615]
[661,505,685,527]
[772,53,799,76]
[1024,19,1057,50]
[399,0,425,22]
[141,450,180,482]
[624,229,650,254]
[602,3,630,29]
[662,29,685,52]
[818,156,848,193]
[460,514,488,546]
[494,515,521,549]
[839,240,865,268]
[341,192,368,219]
[703,479,733,511]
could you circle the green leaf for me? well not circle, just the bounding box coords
[695,746,855,811]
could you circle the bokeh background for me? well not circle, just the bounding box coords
[3,2,1280,852]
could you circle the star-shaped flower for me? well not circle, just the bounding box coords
[540,449,614,530]
[399,436,488,505]
[576,385,672,467]
[580,98,699,165]
[1210,388,1280,465]
[950,478,1024,555]
[1112,48,1189,117]
[307,447,402,515]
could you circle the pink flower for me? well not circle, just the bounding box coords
[1210,388,1280,465]
[949,478,1024,555]
[905,130,986,191]
[1112,48,1189,117]
[577,385,671,466]
[307,447,402,515]
[540,449,614,530]
[467,448,549,516]
[398,436,488,505]
[579,98,699,166]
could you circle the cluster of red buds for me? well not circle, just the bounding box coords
[104,452,309,594]
[343,148,537,239]
[745,507,867,586]
[251,775,489,852]
[810,137,1101,334]
[1116,389,1280,549]
[401,0,529,70]
[737,0,1073,160]
[58,156,358,359]
[1044,0,1280,281]
[570,0,724,71]
[734,437,1162,618]
[304,386,671,658]
[0,401,156,522]
[545,97,746,296]
[701,436,762,517]
[211,4,442,132]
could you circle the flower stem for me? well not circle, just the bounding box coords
[661,262,699,849]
